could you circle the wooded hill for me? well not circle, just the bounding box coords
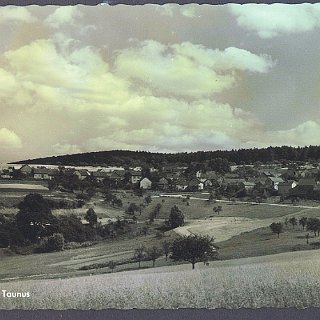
[12,145,320,168]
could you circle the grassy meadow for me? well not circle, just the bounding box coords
[143,196,305,220]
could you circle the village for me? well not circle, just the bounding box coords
[1,161,320,202]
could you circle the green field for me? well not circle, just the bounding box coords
[144,197,307,220]
[3,249,320,309]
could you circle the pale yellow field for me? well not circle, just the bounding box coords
[2,250,320,309]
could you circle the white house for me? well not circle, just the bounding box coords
[140,177,152,189]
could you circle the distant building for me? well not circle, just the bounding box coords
[140,177,152,189]
[188,178,204,191]
[33,168,50,180]
[157,177,169,190]
[92,170,110,183]
[73,169,90,180]
[174,178,188,191]
[239,181,256,191]
[131,171,142,184]
[20,164,32,175]
[265,177,284,190]
[278,180,297,196]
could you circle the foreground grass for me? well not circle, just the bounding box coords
[2,250,320,309]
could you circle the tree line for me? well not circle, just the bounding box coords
[13,145,320,167]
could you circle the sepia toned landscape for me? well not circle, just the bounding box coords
[2,4,320,309]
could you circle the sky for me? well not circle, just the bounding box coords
[1,4,320,162]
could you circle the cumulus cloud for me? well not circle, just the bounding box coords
[3,38,131,111]
[44,6,83,28]
[0,7,37,25]
[0,33,310,159]
[0,128,22,149]
[229,4,320,38]
[115,40,274,98]
[267,121,320,147]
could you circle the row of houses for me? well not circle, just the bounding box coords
[2,163,320,196]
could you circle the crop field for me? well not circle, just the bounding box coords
[2,249,320,309]
[174,217,274,242]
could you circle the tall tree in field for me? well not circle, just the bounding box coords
[288,217,297,229]
[147,246,163,267]
[299,217,308,230]
[307,218,320,237]
[162,240,171,261]
[269,222,283,238]
[213,205,223,215]
[109,260,116,273]
[85,208,98,228]
[168,206,184,229]
[126,203,139,215]
[171,235,217,269]
[16,193,58,241]
[134,246,147,269]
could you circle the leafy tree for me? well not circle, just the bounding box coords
[147,246,163,267]
[134,246,147,269]
[112,198,123,208]
[104,191,115,203]
[145,195,152,205]
[154,203,162,215]
[284,217,289,226]
[38,233,65,252]
[58,215,97,242]
[288,217,297,229]
[213,205,223,215]
[168,206,184,229]
[171,235,217,269]
[109,260,116,273]
[85,208,98,228]
[307,218,320,237]
[126,203,139,215]
[141,226,149,237]
[149,210,156,223]
[299,217,308,230]
[269,222,283,238]
[0,218,26,247]
[162,240,171,261]
[16,193,58,242]
[208,193,215,204]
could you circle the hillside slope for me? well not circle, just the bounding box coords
[2,249,320,309]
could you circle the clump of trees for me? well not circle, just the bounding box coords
[37,233,65,253]
[307,218,320,237]
[16,193,59,242]
[0,193,134,254]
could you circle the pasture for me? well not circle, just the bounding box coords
[2,250,320,309]
[144,196,305,220]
